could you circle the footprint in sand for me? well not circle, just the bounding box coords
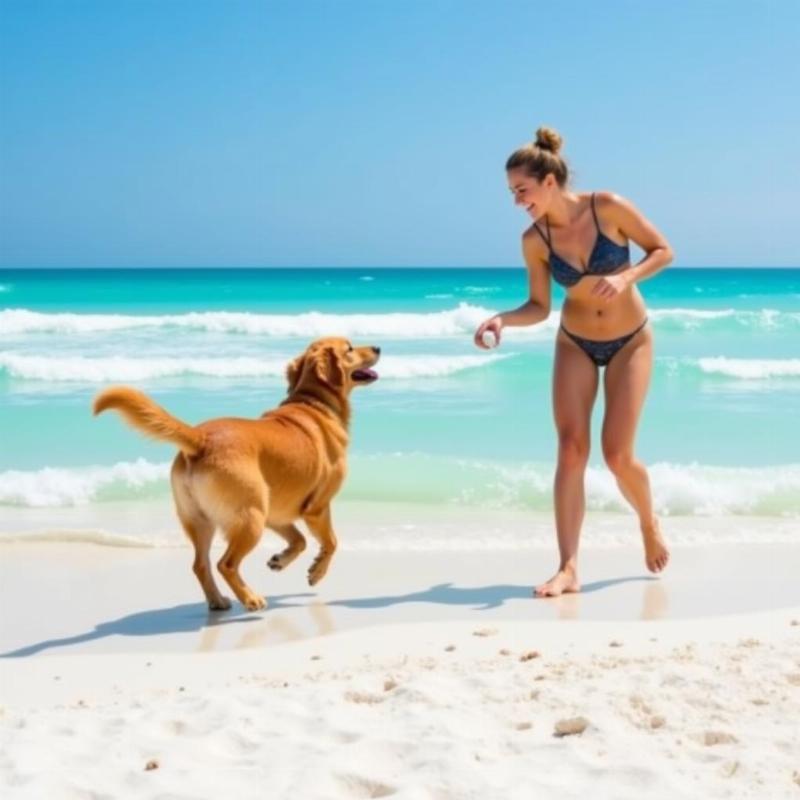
[336,774,396,798]
[721,760,740,778]
[702,731,738,746]
[344,690,386,705]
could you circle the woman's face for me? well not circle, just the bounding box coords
[507,168,555,221]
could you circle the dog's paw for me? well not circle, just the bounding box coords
[208,596,232,611]
[243,594,267,612]
[268,554,285,571]
[307,560,327,586]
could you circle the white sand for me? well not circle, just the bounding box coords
[1,532,799,798]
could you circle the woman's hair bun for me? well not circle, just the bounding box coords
[534,126,563,155]
[506,125,568,186]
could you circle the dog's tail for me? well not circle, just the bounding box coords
[93,386,203,456]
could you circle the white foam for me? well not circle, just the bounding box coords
[381,354,515,379]
[4,518,797,551]
[3,457,798,518]
[648,462,800,516]
[0,305,562,341]
[0,354,290,382]
[0,304,496,338]
[0,529,178,548]
[0,459,170,507]
[0,352,515,382]
[650,307,798,330]
[340,524,800,550]
[650,308,736,322]
[5,305,798,342]
[454,461,800,517]
[697,357,800,379]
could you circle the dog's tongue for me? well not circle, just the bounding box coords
[353,368,379,381]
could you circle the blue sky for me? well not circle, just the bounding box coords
[1,0,797,268]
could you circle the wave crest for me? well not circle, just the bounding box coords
[3,456,798,517]
[650,307,799,330]
[3,306,798,341]
[0,304,514,339]
[0,459,170,507]
[0,352,513,382]
[697,357,800,379]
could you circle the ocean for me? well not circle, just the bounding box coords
[1,267,798,548]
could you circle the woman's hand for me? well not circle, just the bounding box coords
[474,315,504,349]
[590,273,631,302]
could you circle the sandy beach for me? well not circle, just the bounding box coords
[1,512,799,800]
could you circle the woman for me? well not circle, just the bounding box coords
[474,126,672,597]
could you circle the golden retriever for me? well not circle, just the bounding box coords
[93,337,380,611]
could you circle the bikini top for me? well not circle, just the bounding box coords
[534,193,630,288]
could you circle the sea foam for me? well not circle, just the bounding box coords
[0,352,514,382]
[0,305,508,338]
[0,459,170,507]
[697,357,800,379]
[3,305,798,340]
[3,456,798,518]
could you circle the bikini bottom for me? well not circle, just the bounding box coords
[559,317,649,368]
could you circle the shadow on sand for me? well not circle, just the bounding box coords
[2,575,657,657]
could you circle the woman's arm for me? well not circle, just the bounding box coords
[589,192,673,303]
[603,191,674,286]
[474,232,551,348]
[500,231,552,326]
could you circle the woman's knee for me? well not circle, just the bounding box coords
[557,433,590,469]
[602,442,635,475]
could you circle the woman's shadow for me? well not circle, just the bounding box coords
[326,575,655,610]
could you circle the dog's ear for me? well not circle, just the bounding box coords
[313,346,345,388]
[286,355,306,392]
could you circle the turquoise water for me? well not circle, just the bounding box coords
[1,267,799,522]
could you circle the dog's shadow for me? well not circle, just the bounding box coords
[1,576,655,658]
[0,592,316,658]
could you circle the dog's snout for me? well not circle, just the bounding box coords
[372,346,381,356]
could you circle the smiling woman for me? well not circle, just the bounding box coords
[474,125,675,598]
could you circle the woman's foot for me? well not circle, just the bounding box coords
[534,565,580,597]
[641,517,669,572]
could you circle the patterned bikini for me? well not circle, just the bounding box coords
[533,193,648,368]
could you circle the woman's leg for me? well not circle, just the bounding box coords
[600,325,669,572]
[534,333,599,597]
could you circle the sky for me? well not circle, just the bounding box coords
[0,0,798,268]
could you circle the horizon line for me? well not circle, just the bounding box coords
[2,265,798,271]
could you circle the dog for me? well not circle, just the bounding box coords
[93,337,380,611]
